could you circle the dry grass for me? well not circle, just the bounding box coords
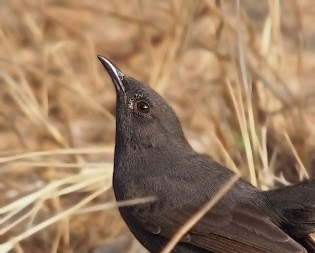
[0,0,314,252]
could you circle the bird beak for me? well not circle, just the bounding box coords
[97,55,126,95]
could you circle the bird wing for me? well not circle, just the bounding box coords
[133,199,307,253]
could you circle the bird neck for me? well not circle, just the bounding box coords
[115,129,191,154]
[112,134,196,201]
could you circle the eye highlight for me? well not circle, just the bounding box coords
[136,101,150,114]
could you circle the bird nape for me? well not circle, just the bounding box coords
[97,55,315,253]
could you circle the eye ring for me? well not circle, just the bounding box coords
[136,101,150,114]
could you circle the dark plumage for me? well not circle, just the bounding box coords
[97,55,315,253]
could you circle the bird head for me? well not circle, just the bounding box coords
[98,56,188,150]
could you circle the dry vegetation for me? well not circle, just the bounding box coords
[0,0,314,252]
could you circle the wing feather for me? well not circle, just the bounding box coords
[134,201,307,253]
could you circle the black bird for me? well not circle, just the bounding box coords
[97,55,315,253]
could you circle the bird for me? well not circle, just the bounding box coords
[97,55,315,253]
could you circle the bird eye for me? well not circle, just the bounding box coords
[136,101,150,114]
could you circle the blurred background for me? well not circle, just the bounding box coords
[0,0,314,252]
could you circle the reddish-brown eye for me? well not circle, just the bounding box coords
[136,101,150,114]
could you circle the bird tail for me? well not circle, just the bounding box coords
[265,180,315,252]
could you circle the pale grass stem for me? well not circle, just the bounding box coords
[0,186,109,253]
[0,172,111,236]
[284,133,310,179]
[226,80,257,186]
[0,169,109,214]
[0,200,44,235]
[161,174,240,253]
[0,147,113,163]
[75,197,157,215]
